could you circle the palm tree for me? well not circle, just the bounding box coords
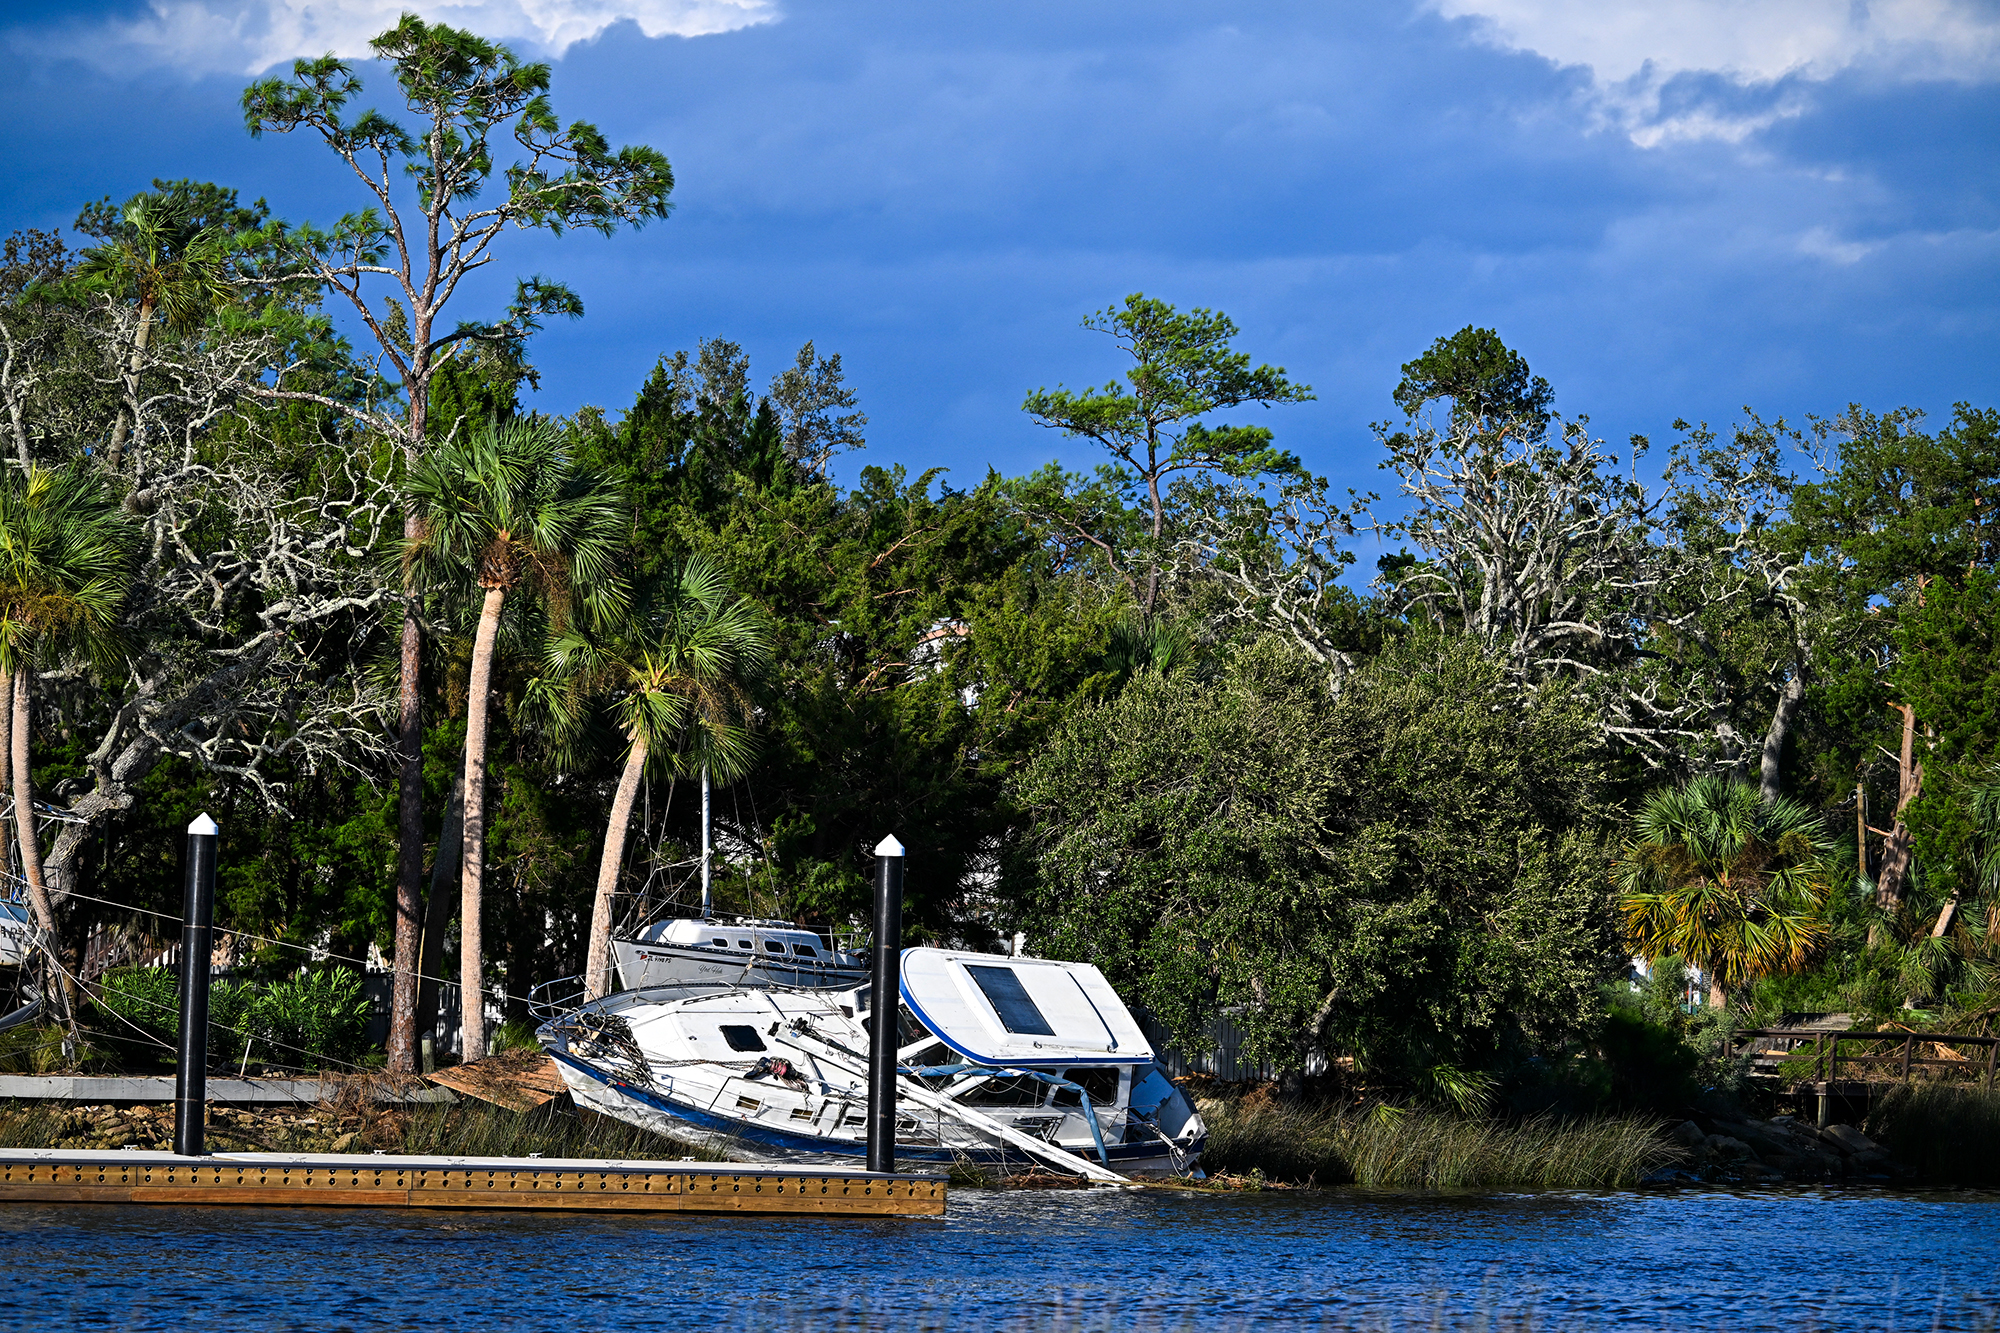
[74,193,233,474]
[0,465,134,1022]
[405,418,625,1058]
[539,559,772,1000]
[1617,774,1837,1009]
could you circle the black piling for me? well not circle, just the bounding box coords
[173,813,219,1158]
[866,834,906,1175]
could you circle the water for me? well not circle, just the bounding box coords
[2,1186,1997,1331]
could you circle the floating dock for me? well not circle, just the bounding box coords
[0,1148,946,1217]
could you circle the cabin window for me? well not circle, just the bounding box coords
[965,965,1056,1036]
[957,1072,1042,1107]
[720,1025,768,1052]
[711,938,730,948]
[764,941,785,954]
[791,944,818,957]
[1050,1067,1120,1107]
[737,940,753,949]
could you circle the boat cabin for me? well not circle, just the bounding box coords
[635,917,834,962]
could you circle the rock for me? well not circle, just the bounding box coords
[1668,1120,1706,1149]
[1820,1124,1877,1155]
[1707,1135,1752,1161]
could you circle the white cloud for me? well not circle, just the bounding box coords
[1796,225,1882,264]
[1431,0,2000,143]
[23,0,777,76]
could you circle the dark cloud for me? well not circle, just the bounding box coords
[1,0,1992,498]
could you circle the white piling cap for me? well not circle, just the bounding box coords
[188,813,219,837]
[874,834,905,858]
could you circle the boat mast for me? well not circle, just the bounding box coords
[700,764,711,918]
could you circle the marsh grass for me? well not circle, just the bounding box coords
[0,1092,722,1162]
[1865,1083,2000,1185]
[394,1098,725,1161]
[1199,1096,1679,1188]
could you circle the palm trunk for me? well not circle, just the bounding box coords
[458,585,506,1061]
[106,299,154,475]
[0,665,10,803]
[11,666,73,1025]
[584,734,647,1000]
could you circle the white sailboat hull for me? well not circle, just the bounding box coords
[539,957,1206,1178]
[548,1047,1198,1174]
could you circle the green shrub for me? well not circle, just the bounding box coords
[0,1023,107,1074]
[93,966,252,1064]
[91,965,367,1071]
[244,969,370,1067]
[490,1019,541,1055]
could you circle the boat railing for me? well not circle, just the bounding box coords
[527,975,588,1021]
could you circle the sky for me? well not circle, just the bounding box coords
[1,0,1995,503]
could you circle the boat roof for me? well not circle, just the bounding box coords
[642,918,829,947]
[897,949,1151,1068]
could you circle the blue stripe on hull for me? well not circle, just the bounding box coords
[547,1049,1202,1170]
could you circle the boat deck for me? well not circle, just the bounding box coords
[0,1148,946,1217]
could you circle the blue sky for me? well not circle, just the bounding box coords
[2,0,1995,502]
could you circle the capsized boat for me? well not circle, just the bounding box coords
[612,917,867,992]
[0,894,35,969]
[537,948,1206,1180]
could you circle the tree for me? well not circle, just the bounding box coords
[573,340,1104,938]
[1617,774,1837,1008]
[73,182,261,474]
[1788,404,2000,914]
[0,229,93,470]
[1021,295,1312,614]
[243,15,674,1070]
[0,464,135,1021]
[405,417,625,1057]
[1014,636,1619,1082]
[541,558,772,999]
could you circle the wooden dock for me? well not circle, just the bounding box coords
[0,1148,946,1217]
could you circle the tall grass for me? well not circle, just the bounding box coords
[395,1099,726,1161]
[1865,1083,2000,1185]
[1199,1097,1679,1189]
[0,1094,723,1162]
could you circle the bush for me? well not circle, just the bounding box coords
[245,969,371,1067]
[91,966,368,1071]
[0,1023,106,1074]
[1586,958,1742,1113]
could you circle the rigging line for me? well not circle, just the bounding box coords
[34,885,520,1012]
[742,777,780,918]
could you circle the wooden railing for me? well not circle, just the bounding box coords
[1734,1028,1999,1091]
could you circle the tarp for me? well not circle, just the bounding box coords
[897,948,1151,1068]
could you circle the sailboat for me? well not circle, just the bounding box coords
[609,767,867,991]
[537,946,1207,1179]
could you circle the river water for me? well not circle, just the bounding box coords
[2,1186,1996,1331]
